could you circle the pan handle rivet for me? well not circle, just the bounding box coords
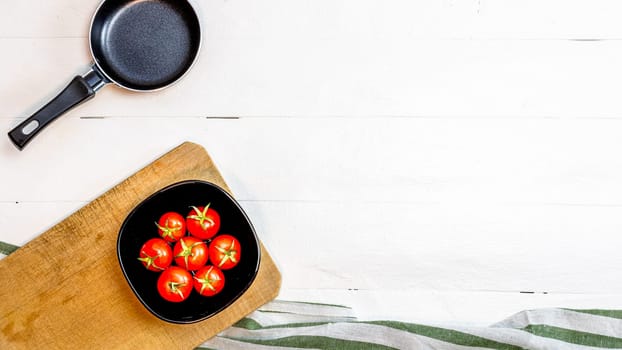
[22,120,39,135]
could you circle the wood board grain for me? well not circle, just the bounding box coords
[0,142,281,349]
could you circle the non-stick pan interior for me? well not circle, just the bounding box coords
[90,0,201,91]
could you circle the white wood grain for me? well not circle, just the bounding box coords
[2,0,622,325]
[279,289,622,325]
[3,1,622,39]
[3,117,622,206]
[2,37,622,120]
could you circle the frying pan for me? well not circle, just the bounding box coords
[8,0,202,150]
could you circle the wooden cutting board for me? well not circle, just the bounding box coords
[0,142,281,349]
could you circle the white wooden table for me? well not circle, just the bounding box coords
[2,0,622,327]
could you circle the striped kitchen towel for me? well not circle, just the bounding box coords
[200,301,622,350]
[1,242,621,350]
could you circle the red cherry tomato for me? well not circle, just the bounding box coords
[137,238,173,271]
[156,212,186,242]
[186,204,221,240]
[193,265,225,297]
[173,236,208,271]
[209,234,241,270]
[157,267,193,302]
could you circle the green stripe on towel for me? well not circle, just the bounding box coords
[233,318,264,331]
[221,335,398,350]
[523,324,622,348]
[369,321,524,350]
[0,241,19,255]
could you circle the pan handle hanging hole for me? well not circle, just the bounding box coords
[21,120,39,135]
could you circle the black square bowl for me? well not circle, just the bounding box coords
[117,180,261,324]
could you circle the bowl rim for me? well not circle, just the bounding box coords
[116,179,262,324]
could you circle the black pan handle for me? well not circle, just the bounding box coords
[8,66,108,150]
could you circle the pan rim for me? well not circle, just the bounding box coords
[87,0,203,92]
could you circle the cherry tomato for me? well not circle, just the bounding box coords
[193,265,225,297]
[156,212,186,242]
[157,267,193,302]
[173,236,208,271]
[209,234,241,270]
[186,204,221,240]
[137,238,173,271]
